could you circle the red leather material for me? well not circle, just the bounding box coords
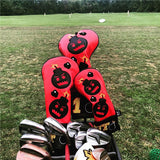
[42,57,79,124]
[59,29,99,70]
[74,68,116,124]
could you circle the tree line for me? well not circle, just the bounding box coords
[1,0,160,16]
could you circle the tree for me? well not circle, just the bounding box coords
[0,0,13,15]
[0,0,160,15]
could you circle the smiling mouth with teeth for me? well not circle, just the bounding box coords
[52,109,61,117]
[96,112,105,116]
[57,81,69,86]
[73,44,85,51]
[91,86,100,94]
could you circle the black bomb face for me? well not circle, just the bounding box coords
[49,97,68,119]
[68,36,88,54]
[83,79,101,95]
[93,98,108,118]
[52,68,71,89]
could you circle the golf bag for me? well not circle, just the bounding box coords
[41,29,121,159]
[16,29,122,160]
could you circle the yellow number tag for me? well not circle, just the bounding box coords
[73,97,81,113]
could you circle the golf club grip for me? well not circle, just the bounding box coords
[65,144,70,160]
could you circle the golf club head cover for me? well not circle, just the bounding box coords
[74,68,120,133]
[59,29,99,70]
[42,57,79,124]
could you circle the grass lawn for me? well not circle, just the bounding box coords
[1,12,160,27]
[0,13,160,160]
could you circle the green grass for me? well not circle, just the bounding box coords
[0,13,160,160]
[0,13,160,27]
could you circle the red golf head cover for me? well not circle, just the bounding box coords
[74,68,120,132]
[58,29,99,70]
[42,57,79,124]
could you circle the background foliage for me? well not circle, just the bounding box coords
[1,0,160,15]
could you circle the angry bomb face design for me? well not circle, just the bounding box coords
[83,79,101,95]
[68,36,88,54]
[52,68,71,89]
[49,97,68,119]
[93,98,108,118]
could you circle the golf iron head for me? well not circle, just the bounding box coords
[67,122,81,138]
[44,117,67,136]
[75,131,87,149]
[87,128,111,147]
[19,119,49,138]
[20,133,53,153]
[16,143,51,160]
[67,122,90,138]
[44,117,71,160]
[43,117,70,145]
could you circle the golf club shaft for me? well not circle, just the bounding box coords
[65,144,70,160]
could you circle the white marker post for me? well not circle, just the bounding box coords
[127,10,130,16]
[69,13,72,18]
